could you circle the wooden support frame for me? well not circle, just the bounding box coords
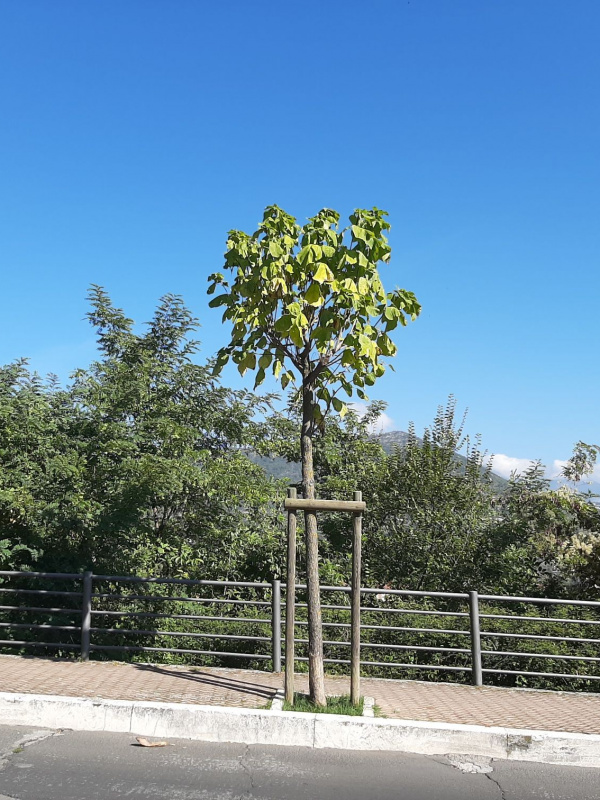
[284,489,365,707]
[284,488,297,704]
[350,490,362,706]
[284,498,366,513]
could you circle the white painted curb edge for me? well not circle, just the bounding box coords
[0,691,599,768]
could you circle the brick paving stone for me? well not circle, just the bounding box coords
[0,655,279,708]
[1,655,600,734]
[359,677,600,735]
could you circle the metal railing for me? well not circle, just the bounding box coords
[1,571,600,689]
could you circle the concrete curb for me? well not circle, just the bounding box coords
[1,690,599,768]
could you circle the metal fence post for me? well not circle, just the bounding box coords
[350,490,362,706]
[81,571,92,661]
[468,590,483,686]
[272,578,282,672]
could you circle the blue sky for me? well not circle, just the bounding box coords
[1,0,598,479]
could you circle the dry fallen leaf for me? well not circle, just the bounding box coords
[136,737,168,748]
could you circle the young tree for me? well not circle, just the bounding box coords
[208,205,420,705]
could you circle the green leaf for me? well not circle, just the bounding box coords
[280,370,295,390]
[312,263,334,284]
[274,315,293,334]
[297,245,314,266]
[208,295,230,308]
[289,325,304,348]
[304,282,322,306]
[351,225,371,244]
[254,367,266,388]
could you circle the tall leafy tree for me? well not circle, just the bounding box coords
[0,288,284,579]
[68,286,281,576]
[208,205,420,705]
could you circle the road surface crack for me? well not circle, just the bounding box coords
[0,729,61,773]
[485,769,508,800]
[238,743,256,796]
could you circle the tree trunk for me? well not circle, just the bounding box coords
[301,379,327,707]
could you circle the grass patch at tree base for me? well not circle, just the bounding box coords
[283,693,364,715]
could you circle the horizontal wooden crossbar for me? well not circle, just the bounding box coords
[284,499,366,513]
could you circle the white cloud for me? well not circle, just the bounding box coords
[549,459,568,479]
[489,454,537,480]
[366,410,395,434]
[351,402,396,434]
[489,455,600,486]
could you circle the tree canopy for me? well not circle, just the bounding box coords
[208,205,421,416]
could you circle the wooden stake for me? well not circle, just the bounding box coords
[284,487,297,705]
[350,490,362,706]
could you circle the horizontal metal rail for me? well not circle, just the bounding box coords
[360,607,469,618]
[91,610,270,624]
[295,638,471,655]
[294,584,470,600]
[294,603,470,617]
[0,589,82,597]
[0,639,79,649]
[0,622,80,632]
[95,575,270,588]
[0,571,82,579]
[293,657,471,672]
[480,613,600,625]
[292,620,471,636]
[479,594,600,607]
[480,631,600,644]
[89,644,270,659]
[359,587,469,600]
[482,668,600,681]
[91,593,270,607]
[90,627,270,642]
[481,649,600,663]
[0,605,80,614]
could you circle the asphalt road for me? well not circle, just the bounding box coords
[0,724,599,800]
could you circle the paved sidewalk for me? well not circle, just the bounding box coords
[1,654,599,735]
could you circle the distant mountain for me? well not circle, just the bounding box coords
[246,452,302,483]
[246,430,509,493]
[375,431,508,493]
